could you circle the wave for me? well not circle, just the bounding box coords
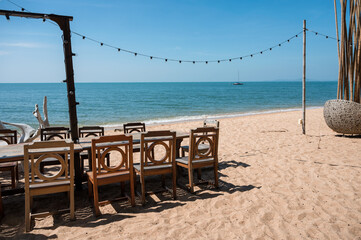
[102,106,322,128]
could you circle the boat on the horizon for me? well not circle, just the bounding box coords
[233,71,243,85]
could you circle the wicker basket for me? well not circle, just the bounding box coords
[323,99,361,134]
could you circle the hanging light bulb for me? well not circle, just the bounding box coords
[134,53,137,56]
[217,60,220,63]
[179,60,182,63]
[150,56,153,60]
[118,48,120,52]
[100,43,103,46]
[82,36,86,39]
[193,61,195,64]
[205,61,208,64]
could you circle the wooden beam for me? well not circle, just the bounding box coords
[0,10,73,20]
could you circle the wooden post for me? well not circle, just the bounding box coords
[50,16,79,143]
[302,20,306,135]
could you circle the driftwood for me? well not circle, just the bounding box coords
[0,96,50,143]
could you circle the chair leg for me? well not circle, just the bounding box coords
[10,167,16,189]
[93,184,101,216]
[25,192,31,232]
[188,167,194,193]
[161,174,166,188]
[69,189,75,220]
[214,164,219,188]
[172,168,177,200]
[15,163,19,181]
[181,148,185,157]
[197,168,202,180]
[130,174,135,207]
[140,175,146,205]
[87,180,93,198]
[120,182,125,197]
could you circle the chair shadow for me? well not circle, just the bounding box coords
[2,163,260,238]
[218,159,251,170]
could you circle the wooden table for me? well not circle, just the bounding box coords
[0,131,189,191]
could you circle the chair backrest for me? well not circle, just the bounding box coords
[91,135,133,178]
[0,129,17,145]
[140,131,176,170]
[23,140,74,187]
[40,127,69,141]
[203,119,220,128]
[79,126,104,138]
[189,127,219,163]
[123,122,146,133]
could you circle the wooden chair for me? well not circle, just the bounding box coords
[39,127,70,173]
[123,122,146,133]
[181,119,219,157]
[79,126,108,172]
[24,140,75,232]
[87,135,135,216]
[134,131,177,205]
[0,129,19,189]
[124,122,146,153]
[40,127,69,141]
[176,127,219,193]
[79,126,104,138]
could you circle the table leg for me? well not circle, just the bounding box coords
[74,152,82,190]
[176,138,183,158]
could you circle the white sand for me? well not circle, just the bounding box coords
[1,108,360,239]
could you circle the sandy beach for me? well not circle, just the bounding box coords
[0,108,360,239]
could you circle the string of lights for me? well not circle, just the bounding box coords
[306,29,339,41]
[4,0,339,64]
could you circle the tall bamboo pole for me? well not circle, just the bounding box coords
[302,20,306,135]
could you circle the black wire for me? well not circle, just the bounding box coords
[5,0,335,64]
[306,29,339,41]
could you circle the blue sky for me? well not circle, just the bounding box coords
[0,0,340,83]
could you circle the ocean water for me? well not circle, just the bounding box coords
[0,82,337,128]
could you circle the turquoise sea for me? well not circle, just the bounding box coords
[0,82,337,128]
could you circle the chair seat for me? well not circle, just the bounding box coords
[87,170,130,183]
[181,144,210,152]
[133,163,172,172]
[29,179,70,189]
[0,162,17,168]
[176,156,214,165]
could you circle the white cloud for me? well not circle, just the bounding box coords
[0,42,52,48]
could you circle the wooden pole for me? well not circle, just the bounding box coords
[302,20,306,135]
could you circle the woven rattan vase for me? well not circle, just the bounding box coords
[324,99,361,134]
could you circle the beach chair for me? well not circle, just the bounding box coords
[176,127,219,193]
[181,119,219,157]
[24,140,75,232]
[87,135,135,216]
[39,127,70,173]
[134,131,177,205]
[79,126,109,172]
[0,129,19,189]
